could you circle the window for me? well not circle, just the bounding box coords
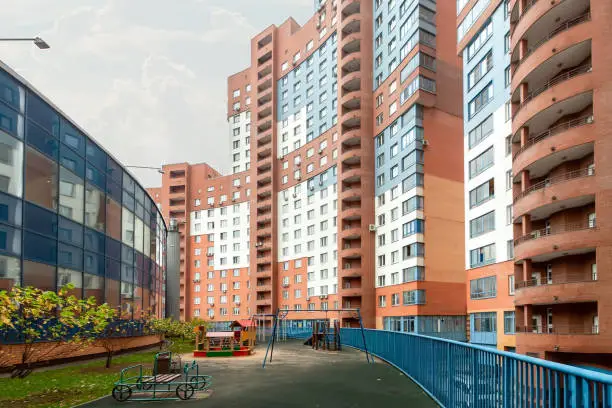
[469,83,493,118]
[506,205,513,225]
[468,52,493,89]
[469,179,494,208]
[470,243,495,267]
[470,211,495,238]
[505,66,511,88]
[470,276,497,299]
[472,312,497,333]
[506,170,513,191]
[378,255,386,267]
[468,115,493,148]
[504,32,510,53]
[507,240,514,260]
[402,196,424,214]
[391,293,400,306]
[469,147,494,178]
[505,101,511,122]
[403,290,426,305]
[402,219,424,237]
[508,275,515,296]
[378,295,386,307]
[466,20,493,60]
[504,311,515,334]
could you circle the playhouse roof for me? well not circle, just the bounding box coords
[230,319,254,328]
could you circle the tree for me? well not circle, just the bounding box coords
[0,284,116,375]
[94,319,152,368]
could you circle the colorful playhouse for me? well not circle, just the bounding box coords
[193,320,256,358]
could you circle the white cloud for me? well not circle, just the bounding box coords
[2,0,311,186]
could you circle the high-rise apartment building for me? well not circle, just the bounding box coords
[151,0,466,335]
[457,0,516,351]
[458,0,612,367]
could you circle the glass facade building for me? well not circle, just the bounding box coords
[0,64,167,319]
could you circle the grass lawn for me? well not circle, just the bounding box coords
[0,339,194,408]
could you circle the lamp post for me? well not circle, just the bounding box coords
[0,37,50,49]
[124,165,165,174]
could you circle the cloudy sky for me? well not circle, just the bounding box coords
[1,0,313,187]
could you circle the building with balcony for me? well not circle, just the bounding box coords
[456,0,516,351]
[150,0,467,335]
[458,0,612,367]
[0,60,167,319]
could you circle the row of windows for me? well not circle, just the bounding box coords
[376,266,424,287]
[379,289,426,307]
[471,311,515,334]
[377,243,425,267]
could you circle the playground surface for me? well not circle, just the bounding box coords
[82,340,438,407]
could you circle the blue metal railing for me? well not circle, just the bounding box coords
[341,328,612,407]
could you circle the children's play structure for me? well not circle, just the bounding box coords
[304,320,342,351]
[262,308,371,368]
[193,319,256,357]
[112,352,212,402]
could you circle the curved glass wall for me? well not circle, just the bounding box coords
[0,67,167,318]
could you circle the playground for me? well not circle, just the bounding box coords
[83,339,437,407]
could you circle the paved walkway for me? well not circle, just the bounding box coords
[83,340,437,408]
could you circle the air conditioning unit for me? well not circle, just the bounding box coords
[193,279,201,283]
[318,149,324,154]
[422,139,429,146]
[368,224,377,232]
[282,283,289,288]
[209,303,214,307]
[284,196,288,201]
[292,193,297,198]
[587,115,594,124]
[309,186,315,191]
[280,155,285,160]
[234,107,240,112]
[319,181,323,186]
[232,198,237,202]
[296,162,301,167]
[306,297,310,301]
[297,176,301,181]
[223,290,228,293]
[236,301,241,305]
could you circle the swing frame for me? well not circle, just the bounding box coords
[261,308,372,368]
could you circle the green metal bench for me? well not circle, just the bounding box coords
[112,353,212,401]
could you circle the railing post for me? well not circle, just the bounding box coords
[503,355,512,407]
[471,348,478,407]
[447,342,454,407]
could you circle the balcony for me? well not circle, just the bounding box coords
[513,168,595,219]
[514,220,598,261]
[513,9,591,73]
[515,276,598,306]
[515,64,592,118]
[513,115,593,163]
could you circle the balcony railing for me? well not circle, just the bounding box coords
[513,115,593,160]
[516,11,591,68]
[514,220,596,245]
[513,167,594,203]
[516,275,597,289]
[515,325,599,335]
[340,328,612,407]
[516,63,592,113]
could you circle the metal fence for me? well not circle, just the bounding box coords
[341,328,612,407]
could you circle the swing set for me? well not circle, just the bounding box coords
[261,308,372,368]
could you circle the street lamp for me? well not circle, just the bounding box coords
[124,165,165,174]
[0,37,50,49]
